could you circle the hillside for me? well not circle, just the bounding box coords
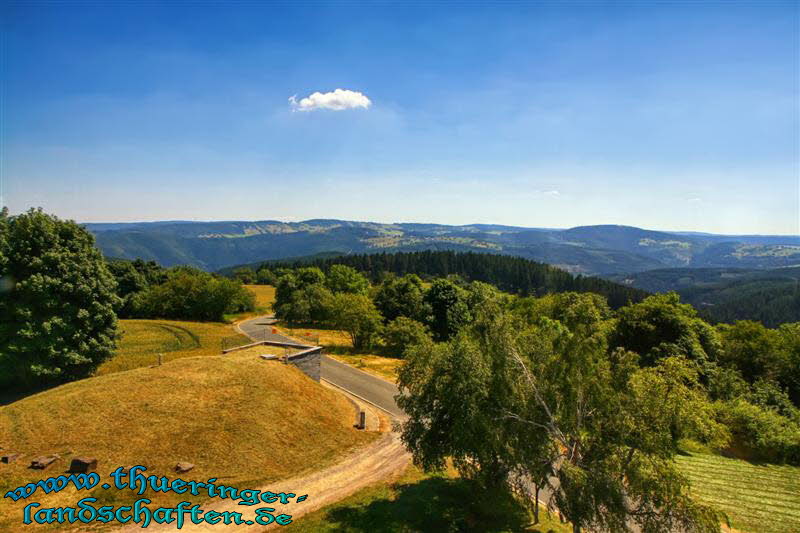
[610,266,800,326]
[235,250,650,309]
[85,220,800,275]
[0,351,375,530]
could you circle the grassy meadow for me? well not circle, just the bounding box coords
[677,452,800,533]
[223,283,276,322]
[97,319,251,375]
[0,351,376,530]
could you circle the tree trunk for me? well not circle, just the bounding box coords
[533,484,540,523]
[573,523,581,533]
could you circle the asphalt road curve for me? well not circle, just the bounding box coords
[237,316,404,419]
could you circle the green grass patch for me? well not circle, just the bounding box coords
[676,451,800,533]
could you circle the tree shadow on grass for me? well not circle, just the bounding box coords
[0,382,60,406]
[318,476,547,533]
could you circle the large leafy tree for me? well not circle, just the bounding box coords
[611,292,722,368]
[398,297,724,533]
[325,264,369,294]
[0,208,120,390]
[330,293,383,351]
[424,278,471,341]
[373,273,428,323]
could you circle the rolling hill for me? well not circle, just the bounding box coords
[610,266,800,326]
[85,220,800,275]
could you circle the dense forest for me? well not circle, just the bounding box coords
[609,267,800,326]
[242,250,649,309]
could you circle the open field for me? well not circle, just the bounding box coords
[277,323,404,382]
[224,284,277,322]
[0,351,376,531]
[676,452,800,533]
[244,283,276,309]
[97,319,250,375]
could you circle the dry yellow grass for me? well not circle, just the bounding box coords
[0,351,376,531]
[97,319,250,375]
[244,284,276,310]
[225,284,277,322]
[276,324,404,383]
[328,354,403,383]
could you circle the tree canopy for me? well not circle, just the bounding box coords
[0,209,120,390]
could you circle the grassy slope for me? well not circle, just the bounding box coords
[0,351,375,530]
[676,452,800,533]
[286,464,571,533]
[97,319,251,375]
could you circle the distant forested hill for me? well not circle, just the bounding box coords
[85,219,800,275]
[609,267,800,326]
[236,250,650,309]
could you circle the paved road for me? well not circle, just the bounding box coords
[237,316,404,418]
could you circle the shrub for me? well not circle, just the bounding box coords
[135,268,254,322]
[715,399,800,464]
[382,317,431,358]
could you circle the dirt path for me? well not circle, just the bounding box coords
[114,429,409,532]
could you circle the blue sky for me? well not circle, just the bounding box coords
[1,1,798,234]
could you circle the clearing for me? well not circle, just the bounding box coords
[0,351,376,530]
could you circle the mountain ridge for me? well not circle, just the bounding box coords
[84,219,800,275]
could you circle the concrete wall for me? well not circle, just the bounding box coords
[287,347,322,382]
[224,340,322,382]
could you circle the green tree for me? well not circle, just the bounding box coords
[255,267,275,285]
[717,320,786,385]
[0,209,120,390]
[398,307,723,533]
[611,292,722,368]
[382,317,431,358]
[424,278,471,341]
[776,322,800,404]
[232,267,256,284]
[373,274,428,323]
[325,264,369,294]
[330,293,383,351]
[136,268,254,321]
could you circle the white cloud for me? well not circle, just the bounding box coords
[289,89,372,112]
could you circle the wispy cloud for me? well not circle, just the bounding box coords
[289,89,372,112]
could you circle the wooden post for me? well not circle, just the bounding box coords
[357,410,366,430]
[158,353,163,366]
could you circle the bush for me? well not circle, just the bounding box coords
[715,399,800,464]
[382,317,431,358]
[135,268,255,322]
